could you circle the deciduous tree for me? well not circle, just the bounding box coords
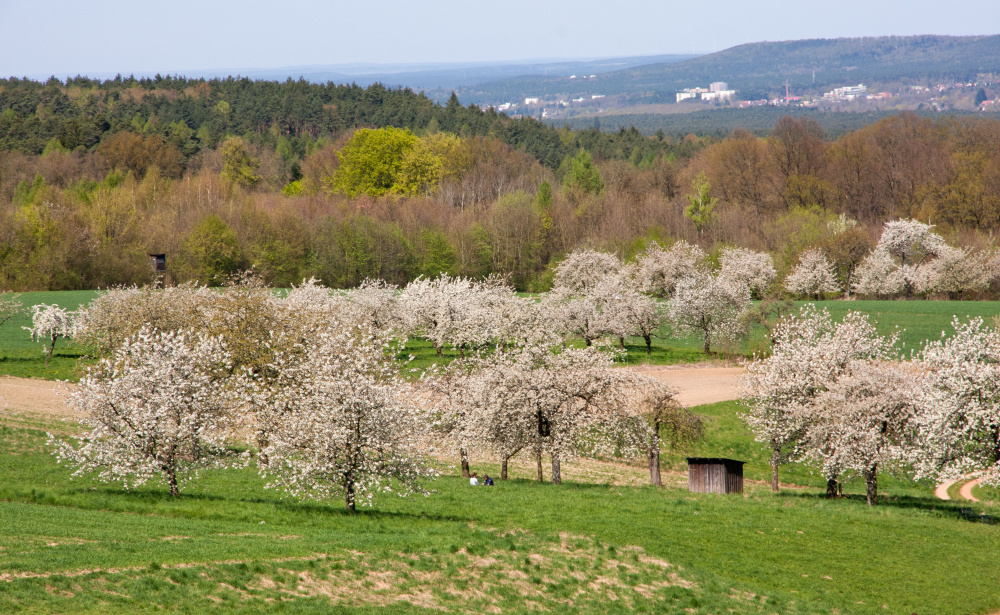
[784,248,840,299]
[50,329,235,496]
[253,325,434,511]
[667,271,749,355]
[25,303,74,366]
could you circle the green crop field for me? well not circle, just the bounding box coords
[1,400,998,614]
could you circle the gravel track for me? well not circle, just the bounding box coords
[631,365,745,407]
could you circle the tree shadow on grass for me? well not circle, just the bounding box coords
[778,489,972,516]
[23,484,464,525]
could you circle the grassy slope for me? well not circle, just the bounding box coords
[2,400,999,614]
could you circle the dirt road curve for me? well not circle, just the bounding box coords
[934,479,958,500]
[960,479,981,503]
[0,376,79,418]
[631,365,745,407]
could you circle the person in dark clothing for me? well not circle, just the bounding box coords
[483,475,494,486]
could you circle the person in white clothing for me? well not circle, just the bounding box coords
[469,472,479,486]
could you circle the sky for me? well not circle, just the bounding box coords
[1,0,997,78]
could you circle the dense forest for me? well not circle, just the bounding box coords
[560,107,990,139]
[0,76,689,170]
[1,77,999,293]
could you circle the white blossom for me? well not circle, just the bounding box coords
[718,247,776,299]
[633,241,707,298]
[807,362,919,505]
[552,249,623,293]
[853,249,905,297]
[921,246,993,296]
[49,328,236,496]
[914,317,1000,486]
[877,219,948,266]
[429,342,675,484]
[667,270,750,354]
[0,293,24,327]
[784,249,840,298]
[25,303,75,366]
[342,278,403,333]
[740,305,898,493]
[853,219,971,298]
[252,324,436,511]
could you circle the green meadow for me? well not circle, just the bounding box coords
[1,400,998,614]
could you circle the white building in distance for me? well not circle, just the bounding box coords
[701,89,735,102]
[823,84,868,101]
[709,81,729,92]
[676,87,708,102]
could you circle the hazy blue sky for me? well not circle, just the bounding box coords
[1,0,997,77]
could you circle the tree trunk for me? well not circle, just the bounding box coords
[435,344,442,357]
[644,334,652,357]
[585,338,592,347]
[551,451,561,485]
[864,464,878,506]
[536,448,543,482]
[619,336,625,349]
[166,464,179,497]
[649,436,662,488]
[826,476,839,498]
[460,448,470,478]
[46,334,56,367]
[346,479,356,512]
[703,331,711,355]
[501,456,509,481]
[770,448,780,493]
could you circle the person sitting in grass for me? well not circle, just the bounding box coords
[469,472,479,486]
[483,475,494,486]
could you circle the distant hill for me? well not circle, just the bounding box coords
[23,55,697,99]
[452,35,1000,104]
[258,54,699,95]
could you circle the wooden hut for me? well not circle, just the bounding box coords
[686,458,744,494]
[149,253,166,272]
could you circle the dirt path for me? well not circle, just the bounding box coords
[0,376,79,419]
[1,365,747,422]
[934,475,983,504]
[959,479,981,503]
[631,365,745,407]
[934,479,959,500]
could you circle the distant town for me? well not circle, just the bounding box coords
[485,76,1000,121]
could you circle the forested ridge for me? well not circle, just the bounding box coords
[0,76,685,169]
[1,77,1000,295]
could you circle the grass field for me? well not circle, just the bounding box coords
[0,291,98,381]
[1,400,998,614]
[3,292,1000,382]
